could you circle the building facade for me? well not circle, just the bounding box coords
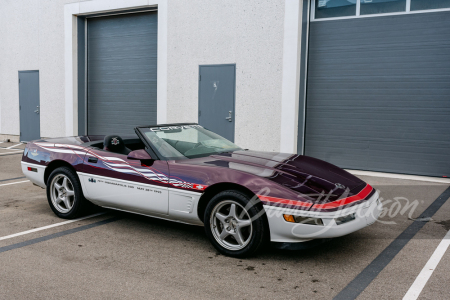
[1,0,449,177]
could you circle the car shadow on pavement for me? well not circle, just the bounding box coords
[101,208,361,261]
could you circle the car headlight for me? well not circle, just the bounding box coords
[283,214,324,226]
[335,213,356,225]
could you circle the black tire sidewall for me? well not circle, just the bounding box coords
[46,167,86,219]
[204,190,268,257]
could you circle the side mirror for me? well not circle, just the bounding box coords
[127,149,153,161]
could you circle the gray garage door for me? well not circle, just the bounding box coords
[87,12,157,136]
[305,11,450,177]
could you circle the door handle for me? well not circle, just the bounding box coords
[225,111,232,122]
[34,106,39,114]
[88,157,98,163]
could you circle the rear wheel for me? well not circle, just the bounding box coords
[204,190,268,257]
[46,167,89,219]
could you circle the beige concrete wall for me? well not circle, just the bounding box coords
[0,0,73,139]
[166,0,286,151]
[0,134,20,143]
[0,0,290,152]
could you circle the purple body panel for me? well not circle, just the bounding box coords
[127,149,153,160]
[22,138,90,172]
[22,135,370,212]
[83,148,170,189]
[167,157,303,199]
[167,150,367,208]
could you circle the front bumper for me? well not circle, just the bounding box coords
[264,190,382,243]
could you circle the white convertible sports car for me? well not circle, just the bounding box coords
[21,124,382,257]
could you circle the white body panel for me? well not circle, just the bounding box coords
[168,188,202,225]
[77,172,203,226]
[264,191,382,243]
[21,162,46,188]
[78,172,169,216]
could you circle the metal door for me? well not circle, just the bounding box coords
[198,64,236,142]
[19,71,40,142]
[87,11,158,135]
[305,11,450,177]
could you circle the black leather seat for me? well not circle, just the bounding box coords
[103,135,132,155]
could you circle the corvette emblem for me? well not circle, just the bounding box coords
[335,183,346,190]
[111,137,120,146]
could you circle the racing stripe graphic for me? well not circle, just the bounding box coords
[310,184,374,211]
[101,160,169,183]
[34,143,207,191]
[35,142,87,156]
[258,194,313,209]
[259,184,374,211]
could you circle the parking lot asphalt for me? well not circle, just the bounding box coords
[0,147,449,299]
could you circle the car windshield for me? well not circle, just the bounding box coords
[140,125,242,159]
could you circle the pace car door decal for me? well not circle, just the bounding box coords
[82,148,170,215]
[78,172,169,215]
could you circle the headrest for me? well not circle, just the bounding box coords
[103,135,131,155]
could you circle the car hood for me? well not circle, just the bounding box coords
[186,150,366,202]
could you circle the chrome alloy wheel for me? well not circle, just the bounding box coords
[210,200,253,251]
[50,174,75,213]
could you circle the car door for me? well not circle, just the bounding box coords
[79,147,169,215]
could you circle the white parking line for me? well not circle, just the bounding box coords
[0,180,30,187]
[0,147,21,150]
[0,212,106,241]
[0,150,24,156]
[5,143,23,149]
[403,229,450,300]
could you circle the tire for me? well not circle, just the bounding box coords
[204,190,269,258]
[46,167,89,219]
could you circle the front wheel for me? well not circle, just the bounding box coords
[204,190,268,257]
[46,167,89,219]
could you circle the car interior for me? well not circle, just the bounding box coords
[161,138,197,155]
[85,136,146,155]
[83,132,232,159]
[84,135,196,158]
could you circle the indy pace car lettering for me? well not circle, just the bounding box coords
[33,142,208,192]
[95,178,163,194]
